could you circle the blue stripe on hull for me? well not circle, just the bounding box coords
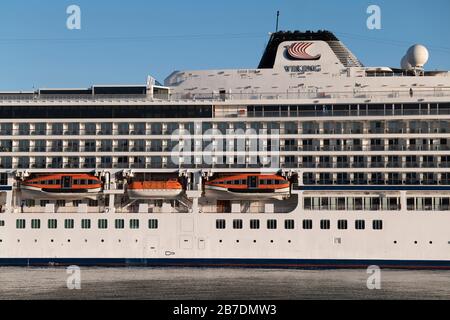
[2,258,450,269]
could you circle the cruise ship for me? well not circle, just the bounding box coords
[1,30,450,268]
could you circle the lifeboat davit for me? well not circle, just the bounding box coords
[127,180,183,199]
[21,174,102,200]
[205,174,290,200]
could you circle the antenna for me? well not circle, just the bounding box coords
[275,11,280,32]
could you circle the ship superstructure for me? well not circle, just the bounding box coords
[1,31,450,268]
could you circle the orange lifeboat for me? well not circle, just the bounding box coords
[21,174,102,199]
[127,180,183,199]
[205,174,290,200]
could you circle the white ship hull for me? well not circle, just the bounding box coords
[2,204,450,268]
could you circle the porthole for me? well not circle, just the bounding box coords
[288,240,292,243]
[236,240,239,243]
[50,239,54,243]
[17,239,20,243]
[270,240,274,243]
[394,241,397,244]
[429,241,433,244]
[34,239,37,243]
[253,240,256,243]
[414,241,418,244]
[101,239,104,243]
[84,239,88,243]
[219,240,222,243]
[67,239,71,243]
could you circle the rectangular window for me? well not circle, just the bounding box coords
[302,219,313,230]
[267,219,278,229]
[338,220,348,230]
[250,219,260,229]
[284,220,294,230]
[115,219,125,229]
[40,200,50,207]
[56,200,66,207]
[81,219,91,229]
[72,200,82,207]
[0,220,5,227]
[31,219,41,229]
[233,219,243,229]
[355,220,365,230]
[215,219,226,229]
[88,199,99,207]
[98,219,108,229]
[373,220,383,230]
[130,219,140,229]
[48,219,57,229]
[64,219,74,229]
[148,219,158,229]
[320,220,330,230]
[16,219,26,229]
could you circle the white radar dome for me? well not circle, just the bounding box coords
[407,44,429,68]
[401,55,413,70]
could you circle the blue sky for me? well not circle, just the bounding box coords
[0,0,449,90]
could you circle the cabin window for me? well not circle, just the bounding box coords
[302,220,313,230]
[304,198,312,210]
[284,220,295,230]
[0,220,5,227]
[72,200,82,207]
[215,219,226,229]
[65,219,74,229]
[81,219,91,229]
[355,220,365,230]
[16,219,26,229]
[115,219,125,229]
[373,220,383,230]
[31,219,40,229]
[48,219,57,229]
[40,200,50,207]
[320,220,330,230]
[56,200,65,207]
[233,219,243,229]
[98,219,108,229]
[130,219,140,229]
[267,220,277,229]
[338,220,348,230]
[250,219,260,229]
[148,219,158,229]
[88,199,98,207]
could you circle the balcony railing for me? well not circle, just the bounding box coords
[0,88,450,104]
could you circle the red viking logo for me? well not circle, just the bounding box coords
[287,42,321,60]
